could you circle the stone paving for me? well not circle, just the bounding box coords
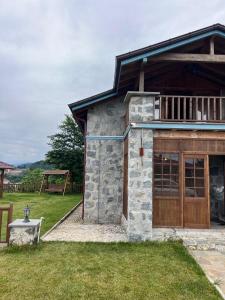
[191,250,225,299]
[42,205,128,242]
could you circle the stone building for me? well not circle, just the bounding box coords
[69,24,225,241]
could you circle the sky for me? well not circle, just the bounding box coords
[0,0,225,165]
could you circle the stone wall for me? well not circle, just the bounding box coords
[84,97,125,223]
[86,97,125,136]
[84,140,123,223]
[128,94,156,123]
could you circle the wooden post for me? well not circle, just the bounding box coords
[210,36,215,55]
[63,173,69,196]
[0,169,4,198]
[6,203,13,244]
[46,175,49,190]
[139,70,144,92]
[39,175,45,195]
[0,209,2,241]
[138,58,147,92]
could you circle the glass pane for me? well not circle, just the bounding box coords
[154,164,162,175]
[154,179,162,187]
[162,186,179,196]
[195,188,205,197]
[171,165,179,174]
[195,158,204,168]
[186,187,195,197]
[195,178,204,188]
[154,174,162,185]
[154,186,162,195]
[185,159,194,168]
[195,169,204,177]
[162,176,170,187]
[162,153,171,162]
[169,189,179,196]
[185,178,194,187]
[171,175,179,186]
[170,154,179,163]
[185,168,194,177]
[154,153,162,163]
[163,165,170,174]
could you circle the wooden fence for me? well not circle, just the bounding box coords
[0,203,13,244]
[3,183,83,194]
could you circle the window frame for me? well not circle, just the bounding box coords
[153,152,180,198]
[184,157,205,198]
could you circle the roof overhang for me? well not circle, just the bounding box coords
[0,162,14,170]
[69,24,225,113]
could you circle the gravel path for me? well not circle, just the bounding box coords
[43,204,128,242]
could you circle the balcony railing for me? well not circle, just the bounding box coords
[154,96,225,122]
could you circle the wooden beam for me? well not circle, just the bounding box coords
[151,53,225,63]
[138,58,147,92]
[139,70,144,92]
[210,36,215,55]
[0,169,4,198]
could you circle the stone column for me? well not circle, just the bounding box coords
[127,128,153,241]
[124,92,158,241]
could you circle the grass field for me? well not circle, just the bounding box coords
[0,192,81,236]
[0,241,222,300]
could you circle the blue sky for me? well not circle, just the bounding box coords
[0,0,225,164]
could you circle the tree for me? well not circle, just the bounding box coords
[21,168,43,185]
[45,115,84,183]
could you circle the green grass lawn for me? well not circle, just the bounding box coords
[0,193,81,236]
[0,241,222,300]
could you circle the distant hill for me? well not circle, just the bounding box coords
[17,160,53,170]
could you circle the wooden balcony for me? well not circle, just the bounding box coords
[154,96,225,122]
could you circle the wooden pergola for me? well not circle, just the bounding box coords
[0,162,14,198]
[39,170,70,196]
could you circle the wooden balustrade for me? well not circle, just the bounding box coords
[154,96,225,122]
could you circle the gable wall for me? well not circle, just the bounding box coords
[84,96,126,223]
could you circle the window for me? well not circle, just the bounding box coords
[185,158,205,197]
[154,153,179,197]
